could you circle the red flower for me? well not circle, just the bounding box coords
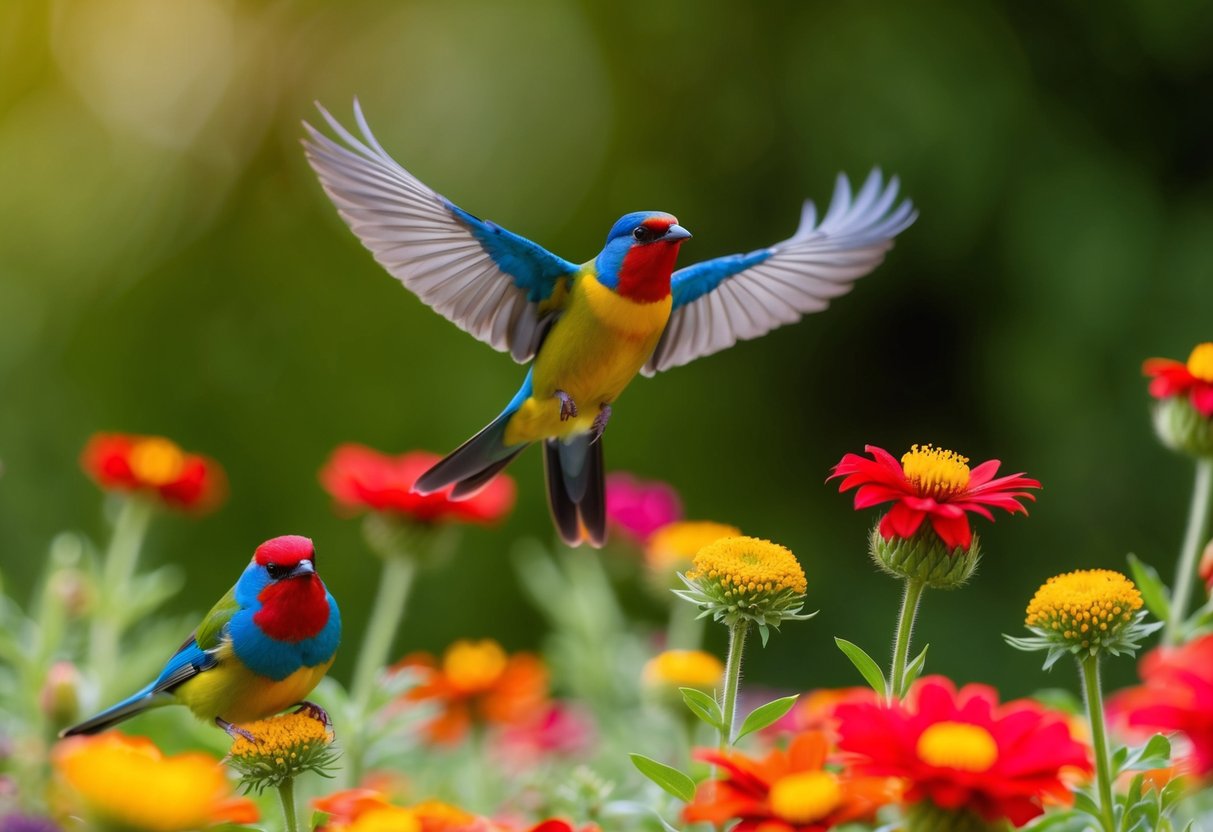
[835,676,1091,826]
[684,731,898,832]
[829,444,1040,550]
[80,433,225,513]
[604,472,682,541]
[1144,343,1213,418]
[319,444,514,525]
[1113,634,1213,777]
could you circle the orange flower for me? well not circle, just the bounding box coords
[320,445,514,525]
[53,733,255,831]
[684,731,897,832]
[314,790,501,832]
[395,639,548,744]
[80,433,225,512]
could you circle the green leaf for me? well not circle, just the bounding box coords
[1127,554,1170,621]
[1121,733,1172,772]
[900,644,929,696]
[629,754,696,802]
[834,637,887,698]
[1072,789,1101,820]
[680,687,722,729]
[735,694,800,741]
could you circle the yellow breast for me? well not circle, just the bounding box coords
[578,273,673,338]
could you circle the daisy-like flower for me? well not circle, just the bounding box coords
[642,649,725,696]
[226,712,337,793]
[835,677,1091,829]
[604,472,683,541]
[320,444,514,526]
[53,733,258,831]
[645,521,741,584]
[394,639,549,745]
[1144,343,1213,456]
[684,730,898,831]
[1113,634,1213,776]
[81,433,226,512]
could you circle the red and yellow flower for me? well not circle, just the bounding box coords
[80,433,225,512]
[53,733,256,831]
[1144,343,1213,418]
[830,444,1040,550]
[394,639,548,744]
[835,676,1090,827]
[684,731,898,831]
[320,445,514,525]
[1113,634,1213,777]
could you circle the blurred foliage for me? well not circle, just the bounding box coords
[2,0,1212,701]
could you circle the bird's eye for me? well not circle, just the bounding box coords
[265,563,283,579]
[632,226,654,243]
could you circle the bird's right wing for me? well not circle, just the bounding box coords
[147,586,238,693]
[303,101,580,362]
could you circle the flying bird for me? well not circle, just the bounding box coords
[304,102,915,547]
[62,535,340,738]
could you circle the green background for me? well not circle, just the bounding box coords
[2,0,1211,698]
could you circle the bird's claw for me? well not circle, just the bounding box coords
[591,404,612,444]
[294,700,332,728]
[216,717,257,743]
[556,390,578,421]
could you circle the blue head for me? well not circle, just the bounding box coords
[595,212,691,302]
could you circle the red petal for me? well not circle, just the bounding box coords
[882,502,926,538]
[1192,385,1213,418]
[929,513,971,549]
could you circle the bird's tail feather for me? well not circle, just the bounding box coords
[60,684,169,737]
[543,434,606,548]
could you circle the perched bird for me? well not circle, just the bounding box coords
[62,535,340,738]
[304,102,916,547]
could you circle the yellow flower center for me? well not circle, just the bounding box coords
[1025,569,1143,648]
[646,521,742,572]
[917,722,998,772]
[229,712,330,761]
[768,771,842,824]
[901,444,971,499]
[347,806,421,832]
[642,649,725,691]
[1187,342,1213,383]
[686,536,807,597]
[129,437,186,486]
[442,639,507,693]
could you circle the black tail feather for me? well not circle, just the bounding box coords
[543,439,581,545]
[416,408,525,496]
[543,435,606,548]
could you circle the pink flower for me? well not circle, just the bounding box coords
[604,473,682,541]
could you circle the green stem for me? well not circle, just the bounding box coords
[718,620,749,749]
[277,776,298,832]
[1165,457,1213,645]
[666,596,705,651]
[1080,654,1116,832]
[350,555,417,714]
[88,498,154,697]
[889,579,926,703]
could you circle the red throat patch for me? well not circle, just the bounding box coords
[617,240,683,303]
[254,575,330,642]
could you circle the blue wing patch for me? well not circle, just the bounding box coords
[151,639,218,694]
[670,249,773,309]
[444,202,574,304]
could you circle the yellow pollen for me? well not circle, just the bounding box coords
[1025,569,1143,647]
[768,771,842,824]
[1187,343,1213,383]
[642,649,725,691]
[129,437,186,486]
[686,536,807,598]
[647,521,741,572]
[442,639,508,694]
[917,722,998,772]
[228,712,330,761]
[900,444,971,498]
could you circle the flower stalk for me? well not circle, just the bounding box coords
[889,579,925,702]
[1166,457,1213,644]
[350,554,417,715]
[718,620,749,749]
[88,497,154,696]
[1079,654,1115,832]
[277,776,298,832]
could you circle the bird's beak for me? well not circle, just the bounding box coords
[664,224,692,241]
[288,560,316,579]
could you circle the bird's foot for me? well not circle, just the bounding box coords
[216,717,257,743]
[591,404,612,444]
[293,700,332,728]
[555,389,579,421]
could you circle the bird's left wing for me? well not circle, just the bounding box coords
[642,170,915,375]
[303,101,579,362]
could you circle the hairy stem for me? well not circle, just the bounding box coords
[1165,457,1213,644]
[277,776,298,832]
[1080,654,1116,832]
[889,579,926,702]
[718,620,749,749]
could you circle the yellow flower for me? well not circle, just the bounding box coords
[54,733,241,832]
[647,521,742,574]
[1025,570,1143,650]
[643,649,725,694]
[227,712,335,792]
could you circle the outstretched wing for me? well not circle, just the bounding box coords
[303,101,579,363]
[642,170,915,375]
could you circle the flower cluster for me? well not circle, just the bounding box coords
[81,432,226,512]
[226,712,338,793]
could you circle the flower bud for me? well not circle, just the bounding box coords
[39,662,81,727]
[869,527,980,590]
[1151,396,1213,458]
